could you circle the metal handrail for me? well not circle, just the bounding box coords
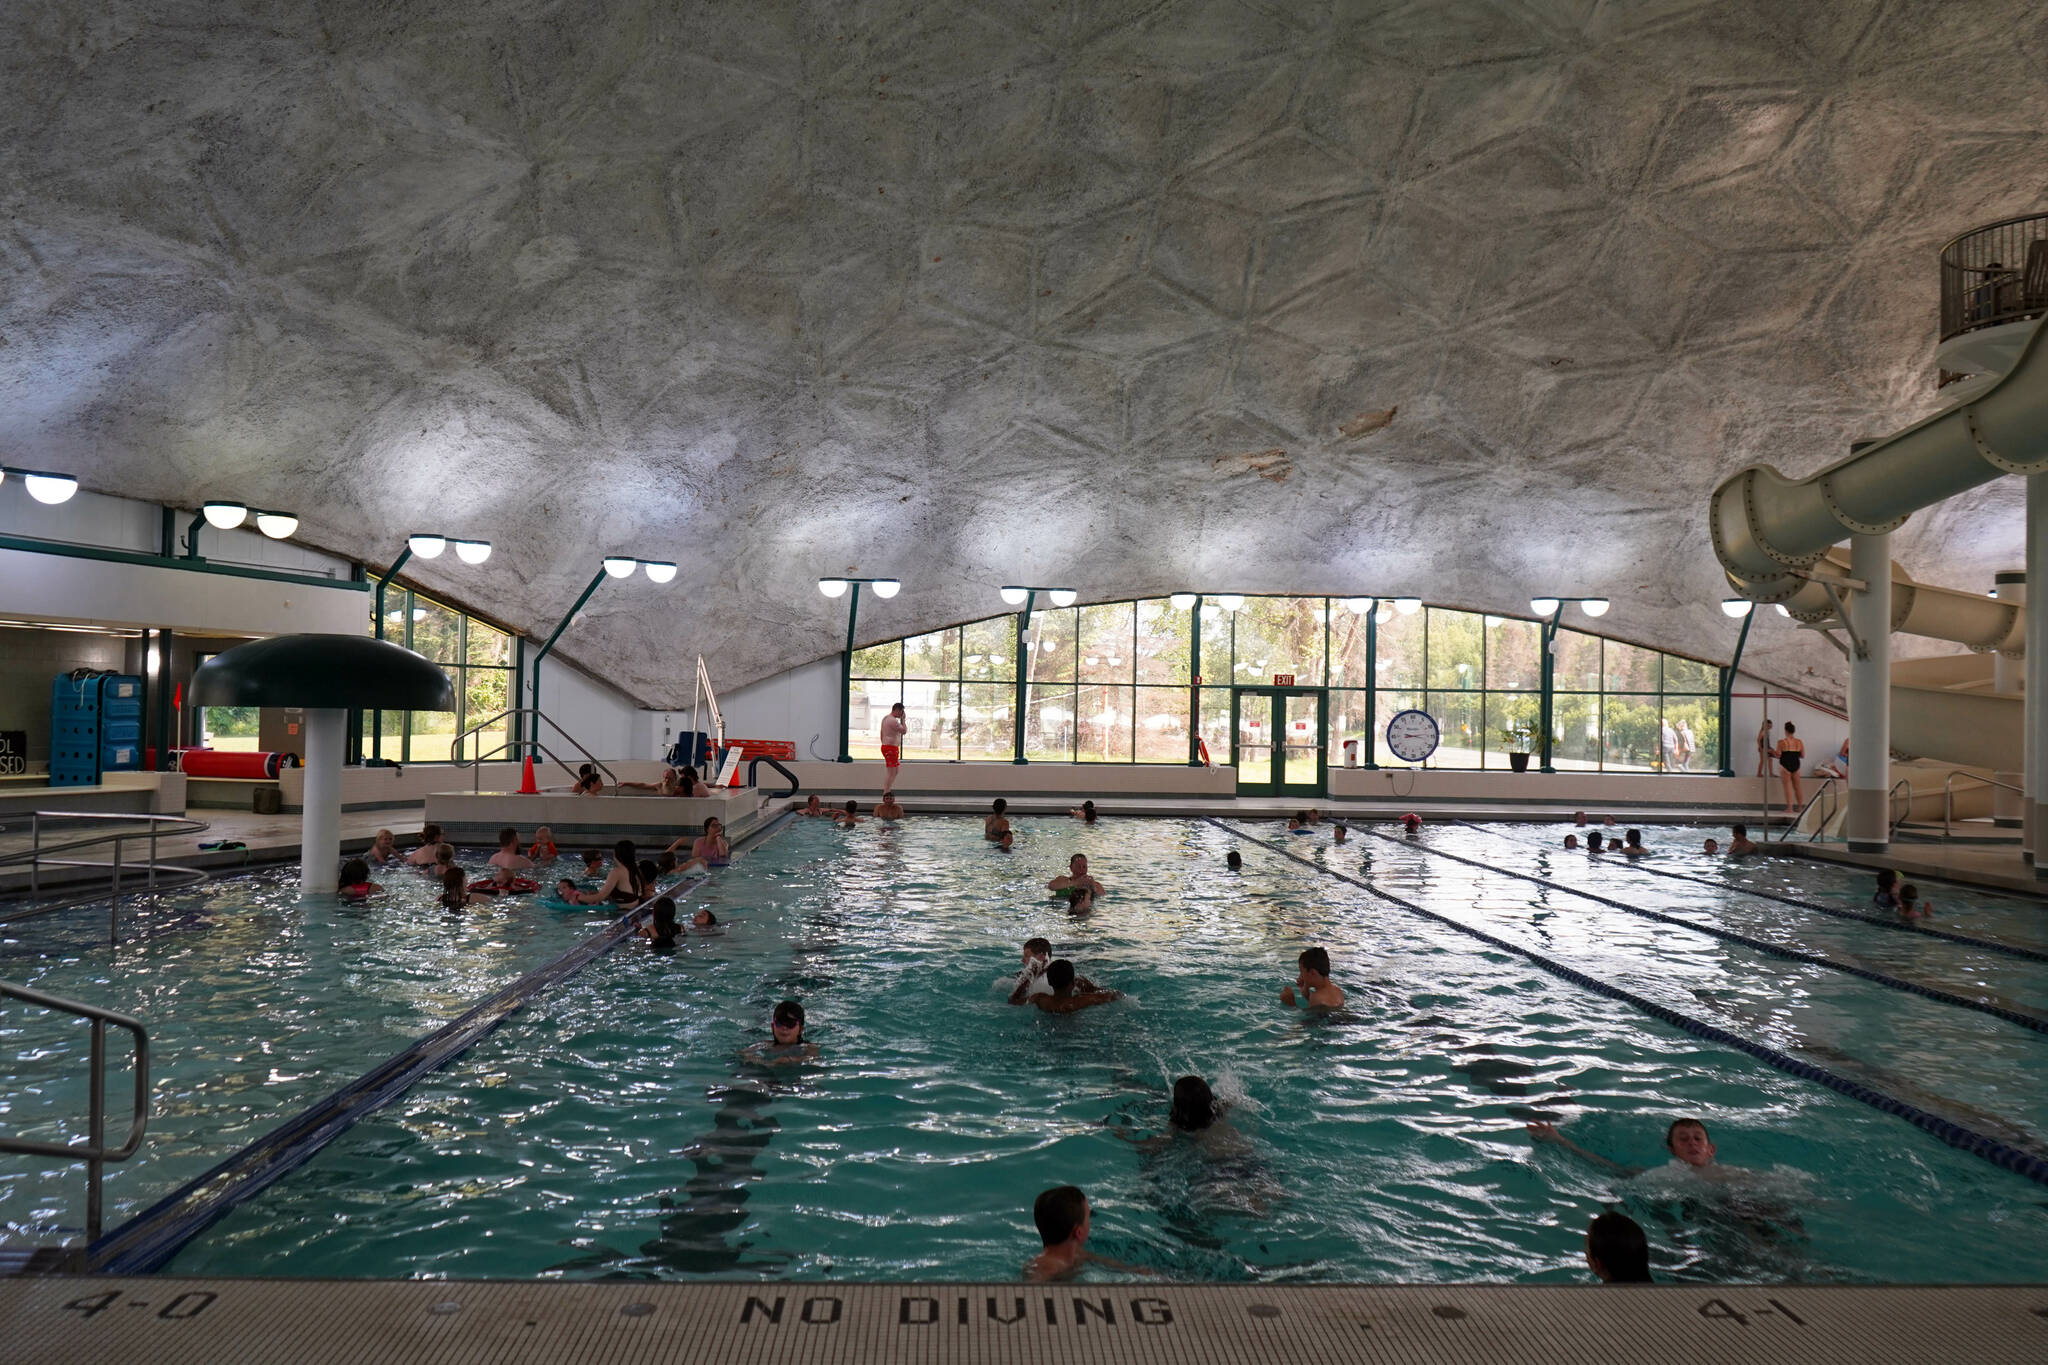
[746,756,800,800]
[0,812,211,940]
[1776,776,1840,842]
[448,708,618,793]
[1889,778,1913,838]
[0,979,150,1244]
[1943,771,2024,842]
[1939,212,2048,342]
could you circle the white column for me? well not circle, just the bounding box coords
[1845,532,1891,852]
[300,707,345,897]
[1993,571,2024,829]
[2030,475,2048,873]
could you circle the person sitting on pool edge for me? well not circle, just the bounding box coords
[985,798,1011,840]
[1048,853,1105,900]
[1280,946,1344,1010]
[1586,1212,1653,1283]
[1008,936,1055,1004]
[742,1000,818,1066]
[405,824,445,866]
[1024,1186,1150,1283]
[1620,829,1648,858]
[489,826,534,872]
[1525,1117,1728,1176]
[1033,959,1121,1014]
[1726,824,1758,856]
[1069,799,1098,823]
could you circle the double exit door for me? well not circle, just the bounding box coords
[1232,687,1327,797]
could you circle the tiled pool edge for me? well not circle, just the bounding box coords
[82,810,799,1275]
[1,1278,2041,1365]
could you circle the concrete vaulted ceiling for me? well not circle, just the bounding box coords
[4,0,2046,707]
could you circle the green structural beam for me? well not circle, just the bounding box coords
[1537,603,1565,773]
[1011,590,1038,765]
[836,581,863,763]
[1717,608,1754,776]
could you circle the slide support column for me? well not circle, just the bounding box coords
[1845,532,1891,853]
[2030,476,2048,872]
[1994,571,2025,828]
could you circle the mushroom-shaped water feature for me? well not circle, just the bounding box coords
[190,634,455,895]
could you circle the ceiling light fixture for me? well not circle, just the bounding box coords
[454,539,493,565]
[1169,592,1197,609]
[1721,599,1754,618]
[642,561,677,584]
[408,534,447,559]
[15,470,80,505]
[1000,586,1029,606]
[872,578,902,599]
[1529,597,1561,615]
[1578,598,1610,617]
[602,556,639,579]
[1394,597,1422,615]
[202,501,248,530]
[1217,594,1245,611]
[1048,589,1077,607]
[1342,597,1373,614]
[254,511,299,539]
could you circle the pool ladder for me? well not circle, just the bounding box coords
[0,811,211,940]
[0,979,149,1265]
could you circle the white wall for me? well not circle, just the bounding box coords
[1728,671,1848,774]
[522,655,641,762]
[0,485,356,581]
[0,546,369,636]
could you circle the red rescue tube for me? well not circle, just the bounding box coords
[178,749,295,780]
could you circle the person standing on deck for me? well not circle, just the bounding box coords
[879,701,907,802]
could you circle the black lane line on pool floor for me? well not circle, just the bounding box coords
[89,809,801,1275]
[1456,820,2048,966]
[1356,829,2048,1036]
[1208,820,2048,1189]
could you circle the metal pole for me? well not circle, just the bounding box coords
[155,630,176,770]
[1845,531,1892,852]
[1012,590,1037,764]
[2029,474,2048,874]
[1363,602,1379,769]
[30,812,39,899]
[1993,570,2024,827]
[532,568,609,736]
[1537,604,1564,773]
[1187,596,1203,766]
[1717,608,1752,776]
[837,582,862,763]
[370,547,413,761]
[108,835,120,943]
[87,1018,106,1242]
[180,511,206,559]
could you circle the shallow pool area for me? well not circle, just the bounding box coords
[81,816,2041,1287]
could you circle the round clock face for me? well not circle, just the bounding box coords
[1385,708,1440,764]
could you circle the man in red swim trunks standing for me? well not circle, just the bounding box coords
[879,701,907,801]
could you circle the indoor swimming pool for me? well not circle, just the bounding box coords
[8,815,2023,1286]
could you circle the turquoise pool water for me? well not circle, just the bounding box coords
[0,852,616,1241]
[157,817,2048,1285]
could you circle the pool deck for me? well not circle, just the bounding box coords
[0,1277,2041,1364]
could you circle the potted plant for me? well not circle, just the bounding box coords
[1500,725,1533,773]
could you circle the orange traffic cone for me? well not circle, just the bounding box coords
[519,754,539,795]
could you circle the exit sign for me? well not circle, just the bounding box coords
[1273,674,1295,686]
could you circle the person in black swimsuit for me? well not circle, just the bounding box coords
[1773,721,1805,813]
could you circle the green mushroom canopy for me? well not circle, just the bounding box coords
[189,633,457,711]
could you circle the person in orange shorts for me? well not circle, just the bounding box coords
[879,701,907,800]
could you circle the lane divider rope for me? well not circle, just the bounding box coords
[1207,819,2048,1188]
[1455,819,2048,966]
[1357,829,2048,1036]
[91,807,800,1274]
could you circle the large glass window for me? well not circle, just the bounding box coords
[842,596,1725,771]
[364,590,518,763]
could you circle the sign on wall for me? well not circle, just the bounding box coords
[1272,674,1295,687]
[0,730,25,775]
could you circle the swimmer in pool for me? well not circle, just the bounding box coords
[1287,811,1309,831]
[1726,823,1757,856]
[573,763,605,796]
[1008,936,1054,1004]
[666,816,730,871]
[742,1000,818,1066]
[1023,1186,1152,1283]
[1897,883,1932,919]
[984,798,1011,840]
[639,897,680,950]
[1702,837,1719,855]
[1064,886,1095,915]
[1572,810,1588,827]
[1525,1117,1732,1177]
[1586,1212,1654,1283]
[1621,829,1648,858]
[1048,853,1105,900]
[426,843,457,879]
[996,829,1014,851]
[1280,946,1344,1010]
[1871,869,1900,912]
[1033,959,1120,1014]
[580,849,605,878]
[1225,850,1242,872]
[617,766,682,795]
[1585,832,1604,853]
[834,799,864,827]
[405,824,445,867]
[875,795,905,820]
[489,826,534,872]
[528,826,559,861]
[1401,813,1422,837]
[366,829,402,866]
[1563,834,1580,850]
[656,850,679,876]
[692,908,719,931]
[798,795,826,818]
[1106,1076,1273,1214]
[337,858,381,900]
[1070,800,1098,823]
[1332,823,1348,844]
[440,867,484,911]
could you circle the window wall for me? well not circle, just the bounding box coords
[845,595,1724,771]
[363,589,517,763]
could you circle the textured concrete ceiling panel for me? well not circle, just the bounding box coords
[5,0,2048,707]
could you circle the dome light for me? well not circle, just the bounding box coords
[1048,589,1077,607]
[407,534,447,559]
[202,501,248,530]
[1342,597,1373,614]
[1775,604,1791,617]
[1000,586,1030,606]
[1578,598,1610,617]
[254,511,298,539]
[1394,597,1422,615]
[1720,599,1754,618]
[642,561,677,584]
[819,578,849,598]
[1529,597,1561,616]
[412,607,427,622]
[1483,615,1504,628]
[1217,594,1245,611]
[602,556,638,579]
[21,471,78,505]
[872,578,901,599]
[1169,593,1197,610]
[454,539,493,565]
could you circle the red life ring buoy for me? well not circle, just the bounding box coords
[470,877,539,895]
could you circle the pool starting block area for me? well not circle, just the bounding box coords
[1,1277,2042,1365]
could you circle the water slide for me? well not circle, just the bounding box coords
[1712,316,2044,790]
